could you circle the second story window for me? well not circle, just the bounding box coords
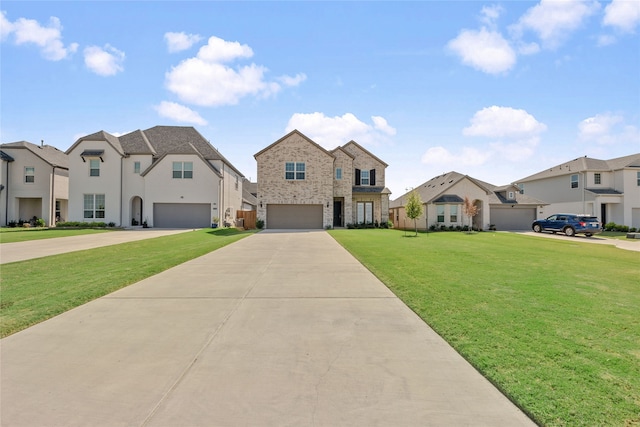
[285,162,305,180]
[134,162,141,174]
[594,173,601,185]
[336,168,342,180]
[89,159,100,177]
[637,172,640,186]
[173,162,193,179]
[25,167,35,183]
[355,168,376,186]
[570,174,579,189]
[361,170,370,185]
[518,183,524,194]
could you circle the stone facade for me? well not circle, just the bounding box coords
[255,130,390,228]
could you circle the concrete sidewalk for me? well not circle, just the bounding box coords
[0,228,193,264]
[1,230,534,426]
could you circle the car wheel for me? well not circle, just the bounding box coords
[585,233,592,237]
[564,227,575,237]
[533,224,542,233]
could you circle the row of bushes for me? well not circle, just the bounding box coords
[345,220,392,229]
[56,221,117,228]
[7,218,45,228]
[604,222,637,233]
[429,224,483,232]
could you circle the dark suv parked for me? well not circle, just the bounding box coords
[532,214,602,237]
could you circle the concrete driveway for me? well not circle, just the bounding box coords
[1,230,534,426]
[0,228,194,264]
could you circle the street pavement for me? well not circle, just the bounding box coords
[0,230,535,426]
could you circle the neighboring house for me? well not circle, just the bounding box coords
[389,171,545,231]
[516,153,640,228]
[254,130,391,229]
[65,126,244,228]
[241,178,257,211]
[0,141,69,226]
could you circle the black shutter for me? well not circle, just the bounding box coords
[370,169,376,186]
[355,168,361,186]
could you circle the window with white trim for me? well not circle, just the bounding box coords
[25,167,35,183]
[360,170,370,186]
[173,162,193,179]
[570,174,579,189]
[518,183,524,194]
[437,205,445,223]
[356,201,373,224]
[450,205,458,222]
[84,194,105,219]
[594,173,601,185]
[89,159,100,177]
[637,172,640,186]
[285,162,305,180]
[134,161,140,174]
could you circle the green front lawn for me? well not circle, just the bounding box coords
[0,228,254,338]
[0,227,112,243]
[329,229,640,427]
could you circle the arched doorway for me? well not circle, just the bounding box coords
[130,196,143,226]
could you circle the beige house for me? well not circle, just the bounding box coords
[66,126,244,228]
[0,141,69,226]
[390,171,545,231]
[254,130,391,229]
[515,153,640,228]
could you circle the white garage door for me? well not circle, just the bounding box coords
[153,203,211,228]
[267,204,323,229]
[490,207,536,231]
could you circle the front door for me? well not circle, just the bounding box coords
[333,200,343,227]
[601,203,607,225]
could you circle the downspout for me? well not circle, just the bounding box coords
[51,166,56,227]
[221,162,225,225]
[120,156,124,227]
[4,161,9,226]
[581,172,586,214]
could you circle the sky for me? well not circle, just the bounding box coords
[1,1,639,198]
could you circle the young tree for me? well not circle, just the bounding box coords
[463,196,479,232]
[405,190,424,236]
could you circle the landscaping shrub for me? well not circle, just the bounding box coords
[56,221,107,228]
[255,218,264,229]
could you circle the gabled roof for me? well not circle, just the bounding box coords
[1,150,15,162]
[330,146,356,159]
[66,131,124,156]
[516,153,640,183]
[66,126,245,177]
[1,141,69,169]
[341,140,388,167]
[390,171,492,208]
[254,129,335,160]
[140,147,223,178]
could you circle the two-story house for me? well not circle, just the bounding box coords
[390,171,545,231]
[515,153,640,228]
[0,141,69,226]
[254,130,390,229]
[65,126,245,228]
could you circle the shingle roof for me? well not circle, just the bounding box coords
[1,141,69,168]
[1,150,15,161]
[516,153,640,182]
[390,171,492,208]
[586,188,623,195]
[352,186,387,194]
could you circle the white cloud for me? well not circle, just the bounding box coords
[479,5,504,29]
[463,106,547,138]
[596,34,617,46]
[1,12,78,60]
[285,112,395,148]
[577,113,639,146]
[165,36,303,107]
[447,28,516,74]
[277,73,307,87]
[164,31,203,53]
[421,146,491,167]
[154,101,207,126]
[510,0,600,49]
[84,44,125,76]
[603,0,640,33]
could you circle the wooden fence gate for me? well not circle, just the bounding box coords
[236,210,257,229]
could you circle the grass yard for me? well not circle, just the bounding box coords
[0,228,254,338]
[328,229,640,427]
[0,227,112,243]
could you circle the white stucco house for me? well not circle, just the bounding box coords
[0,141,69,226]
[65,126,245,228]
[515,154,640,228]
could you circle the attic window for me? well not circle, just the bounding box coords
[80,150,104,162]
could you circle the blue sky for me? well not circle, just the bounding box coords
[2,1,639,197]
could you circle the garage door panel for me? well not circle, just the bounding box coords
[154,203,210,228]
[490,208,535,231]
[267,204,323,229]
